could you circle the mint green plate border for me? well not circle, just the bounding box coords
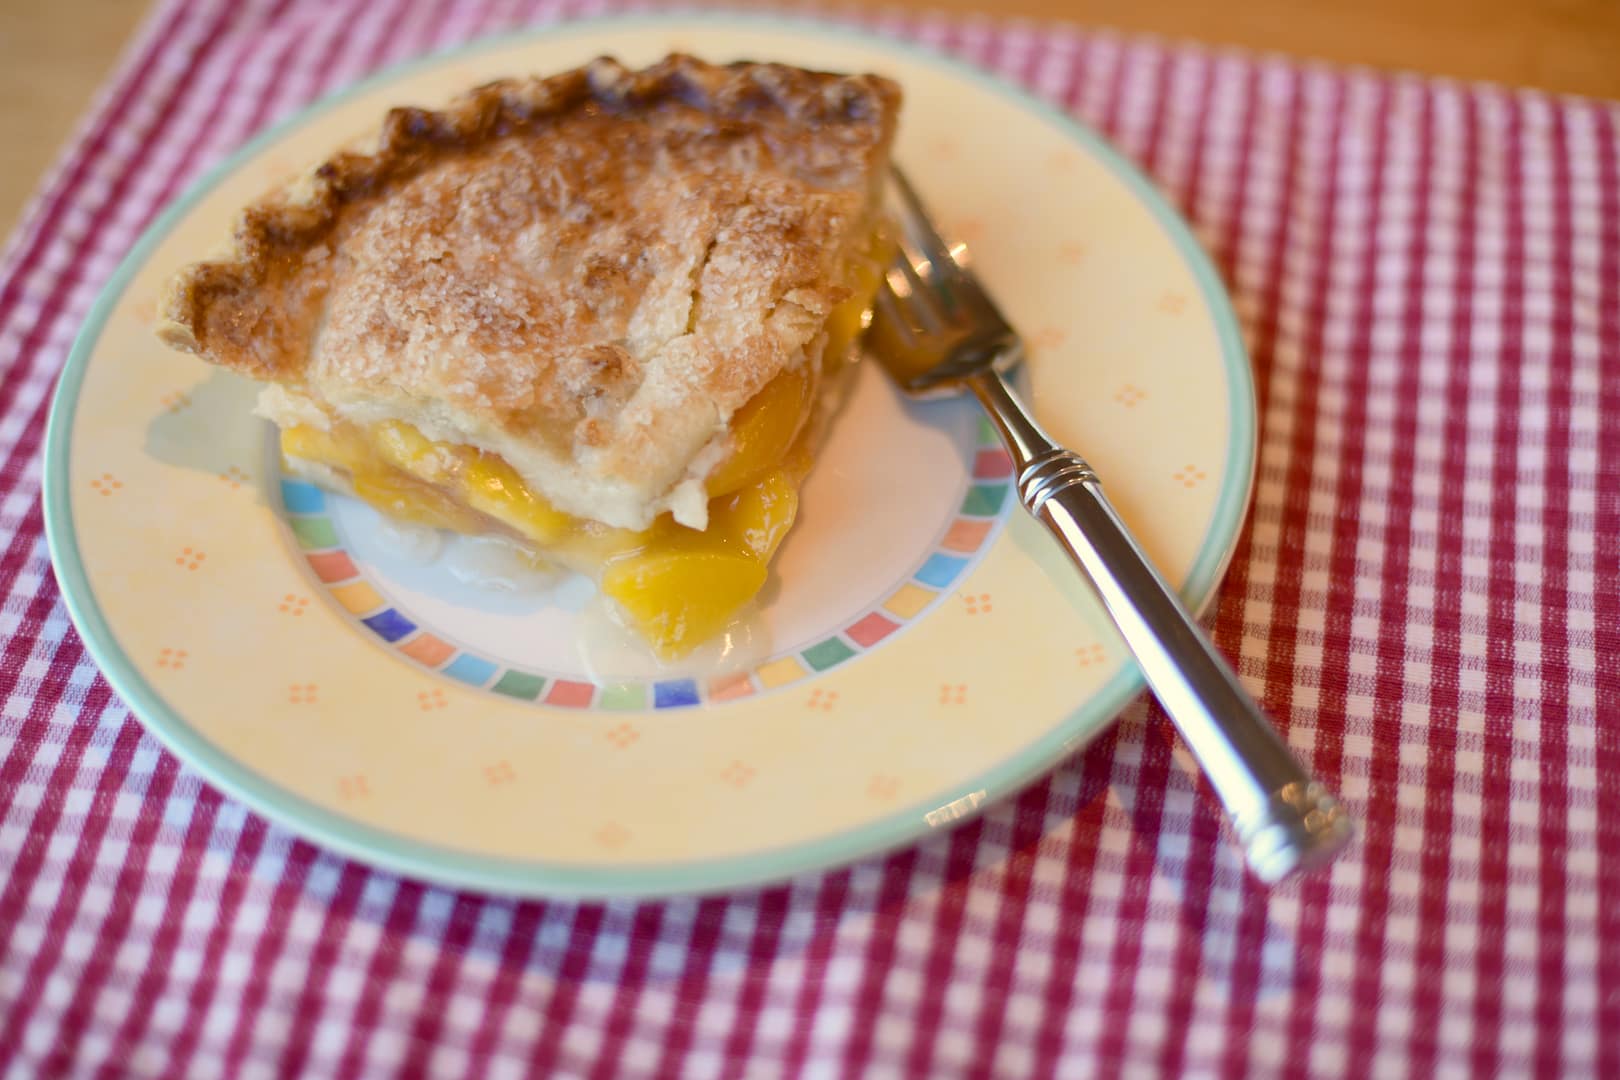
[42,12,1257,899]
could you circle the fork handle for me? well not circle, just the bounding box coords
[969,369,1352,883]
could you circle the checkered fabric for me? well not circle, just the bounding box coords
[2,1,1617,1076]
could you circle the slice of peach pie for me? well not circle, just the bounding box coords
[158,55,900,657]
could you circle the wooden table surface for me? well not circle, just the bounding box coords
[4,0,1619,241]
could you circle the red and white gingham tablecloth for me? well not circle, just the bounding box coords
[2,1,1617,1076]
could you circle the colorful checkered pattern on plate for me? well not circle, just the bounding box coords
[274,421,1011,710]
[2,0,1617,1075]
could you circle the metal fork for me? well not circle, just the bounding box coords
[865,168,1353,883]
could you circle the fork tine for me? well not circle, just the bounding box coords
[890,168,977,291]
[888,167,955,266]
[887,167,1014,336]
[865,166,1024,396]
[868,284,918,353]
[896,228,982,331]
[892,233,951,334]
[875,284,919,340]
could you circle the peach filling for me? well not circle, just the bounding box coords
[282,397,806,658]
[280,231,885,658]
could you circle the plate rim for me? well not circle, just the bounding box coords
[42,11,1257,899]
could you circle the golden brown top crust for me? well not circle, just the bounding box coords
[157,54,899,525]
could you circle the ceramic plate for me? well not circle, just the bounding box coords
[44,15,1254,898]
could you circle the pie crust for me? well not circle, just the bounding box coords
[157,54,901,531]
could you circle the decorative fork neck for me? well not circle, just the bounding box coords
[965,366,1054,466]
[967,368,1102,516]
[1020,450,1101,519]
